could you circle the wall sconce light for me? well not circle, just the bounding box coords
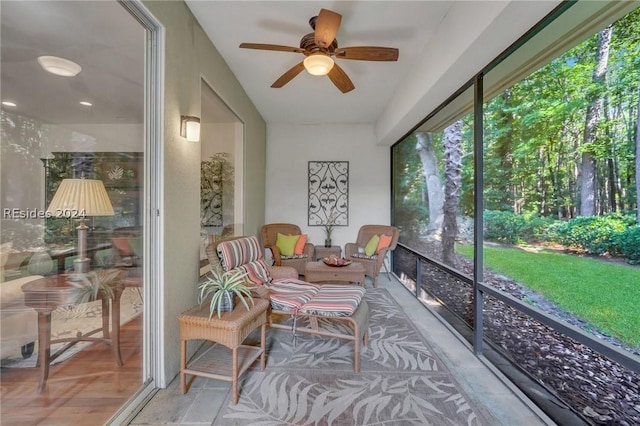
[181,115,201,142]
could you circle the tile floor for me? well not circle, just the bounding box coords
[129,274,555,425]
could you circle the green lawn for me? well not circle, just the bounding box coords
[457,244,640,349]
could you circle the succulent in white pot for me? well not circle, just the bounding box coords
[198,267,254,319]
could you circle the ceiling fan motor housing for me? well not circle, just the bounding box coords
[300,32,337,55]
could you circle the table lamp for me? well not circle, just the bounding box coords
[46,177,114,274]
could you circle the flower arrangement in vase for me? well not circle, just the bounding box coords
[198,267,253,319]
[322,210,338,247]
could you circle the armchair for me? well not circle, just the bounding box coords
[345,225,399,288]
[260,223,314,276]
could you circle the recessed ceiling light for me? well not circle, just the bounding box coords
[37,55,81,77]
[80,101,92,106]
[2,101,17,107]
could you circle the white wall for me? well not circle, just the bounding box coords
[266,123,389,249]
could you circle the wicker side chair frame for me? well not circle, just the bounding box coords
[260,223,314,276]
[344,225,399,288]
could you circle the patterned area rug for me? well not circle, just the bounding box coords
[1,287,142,368]
[212,288,493,425]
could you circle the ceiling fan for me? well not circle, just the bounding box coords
[239,8,399,93]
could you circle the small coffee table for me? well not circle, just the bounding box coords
[304,261,366,287]
[178,298,269,404]
[22,273,125,394]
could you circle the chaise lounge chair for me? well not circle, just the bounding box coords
[206,235,369,372]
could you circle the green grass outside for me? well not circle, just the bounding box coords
[456,244,640,349]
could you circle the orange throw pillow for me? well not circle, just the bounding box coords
[294,234,308,255]
[376,234,393,254]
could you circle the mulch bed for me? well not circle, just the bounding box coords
[395,239,640,426]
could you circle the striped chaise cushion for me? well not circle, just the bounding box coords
[267,279,319,313]
[217,236,263,271]
[239,259,272,285]
[216,237,365,317]
[300,284,366,317]
[267,279,365,317]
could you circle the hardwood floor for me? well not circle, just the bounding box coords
[1,315,142,425]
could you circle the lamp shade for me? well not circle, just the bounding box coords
[46,178,114,217]
[303,54,334,76]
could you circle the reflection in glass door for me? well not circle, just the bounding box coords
[200,80,244,261]
[0,1,149,423]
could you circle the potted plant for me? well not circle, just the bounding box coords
[67,269,120,304]
[198,267,254,319]
[322,210,338,247]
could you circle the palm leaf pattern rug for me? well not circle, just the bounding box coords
[212,288,494,425]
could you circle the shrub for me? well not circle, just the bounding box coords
[483,211,526,244]
[615,226,640,264]
[552,214,628,255]
[483,211,555,245]
[520,214,556,242]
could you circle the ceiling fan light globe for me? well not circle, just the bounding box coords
[303,55,334,76]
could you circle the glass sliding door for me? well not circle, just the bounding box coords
[1,1,151,423]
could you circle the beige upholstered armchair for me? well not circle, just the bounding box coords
[344,225,399,288]
[260,223,314,276]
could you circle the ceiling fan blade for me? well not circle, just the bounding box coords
[327,63,354,93]
[239,43,304,54]
[314,9,341,48]
[335,46,399,61]
[271,62,305,88]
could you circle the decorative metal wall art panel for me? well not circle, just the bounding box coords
[308,161,348,226]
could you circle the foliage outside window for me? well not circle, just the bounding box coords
[392,6,640,424]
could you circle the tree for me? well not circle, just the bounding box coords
[636,84,640,223]
[580,25,613,216]
[442,120,463,266]
[416,132,444,233]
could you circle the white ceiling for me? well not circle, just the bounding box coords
[1,1,144,125]
[186,1,453,125]
[1,0,563,140]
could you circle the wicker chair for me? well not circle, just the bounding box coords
[344,225,399,288]
[260,223,314,276]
